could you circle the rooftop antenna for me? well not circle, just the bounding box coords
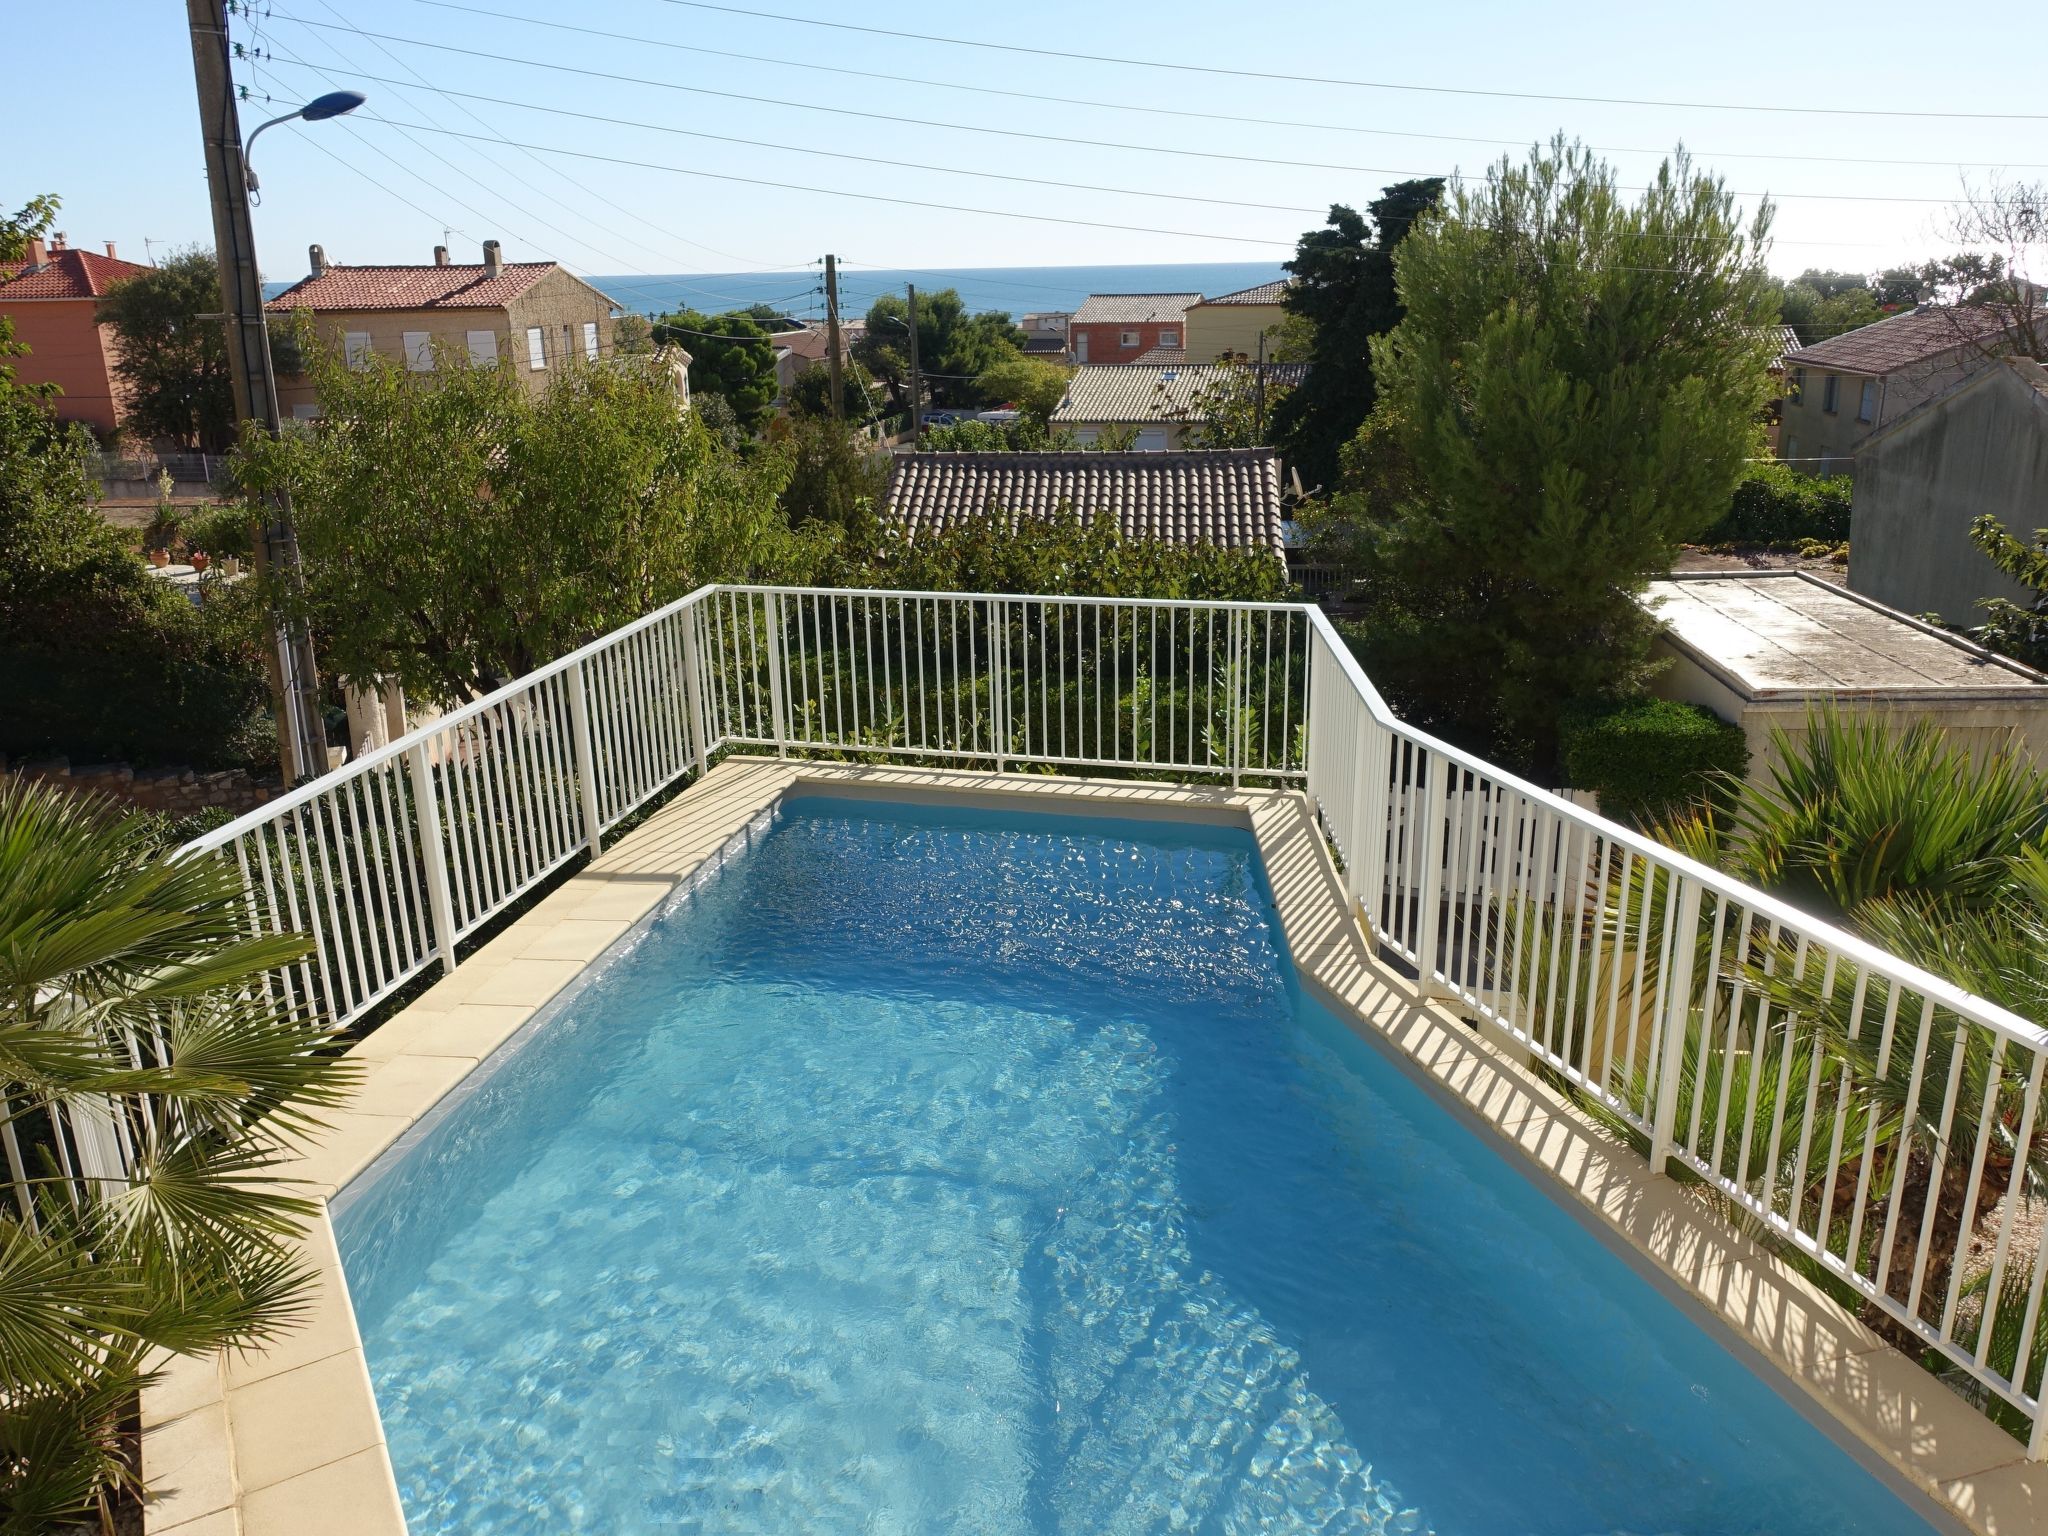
[143,237,167,265]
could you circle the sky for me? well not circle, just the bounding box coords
[13,0,2047,311]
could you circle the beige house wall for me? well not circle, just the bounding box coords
[1778,344,1992,478]
[1063,419,1191,450]
[1182,301,1287,361]
[274,269,616,416]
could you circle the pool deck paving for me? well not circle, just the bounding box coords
[139,757,2047,1535]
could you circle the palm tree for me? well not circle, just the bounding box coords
[0,781,357,1532]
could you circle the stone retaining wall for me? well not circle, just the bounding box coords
[5,755,279,818]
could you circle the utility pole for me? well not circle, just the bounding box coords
[906,283,922,448]
[186,0,325,783]
[1254,330,1267,443]
[823,253,844,421]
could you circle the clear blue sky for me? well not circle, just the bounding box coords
[14,0,2045,303]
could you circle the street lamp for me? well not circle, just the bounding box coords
[232,87,366,782]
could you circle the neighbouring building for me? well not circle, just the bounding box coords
[1180,279,1291,362]
[0,234,155,437]
[1847,356,2048,626]
[883,447,1285,556]
[1777,305,2013,477]
[1017,311,1070,359]
[265,240,620,418]
[1066,293,1200,367]
[770,322,852,408]
[1051,361,1307,450]
[1639,570,2048,780]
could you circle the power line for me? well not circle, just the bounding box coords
[264,18,1992,207]
[410,0,2048,177]
[641,0,2048,123]
[258,54,1336,216]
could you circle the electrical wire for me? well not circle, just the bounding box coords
[409,0,2048,176]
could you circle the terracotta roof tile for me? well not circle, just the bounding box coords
[1194,279,1291,306]
[1783,306,2010,376]
[884,448,1284,553]
[0,247,154,301]
[264,262,593,312]
[1051,362,1309,425]
[1071,292,1201,325]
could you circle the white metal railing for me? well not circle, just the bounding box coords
[129,584,2048,1454]
[1303,612,2048,1454]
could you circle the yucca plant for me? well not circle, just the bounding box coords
[0,781,357,1532]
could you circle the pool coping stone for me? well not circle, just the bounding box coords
[136,756,2043,1536]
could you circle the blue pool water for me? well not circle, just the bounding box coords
[335,799,1944,1536]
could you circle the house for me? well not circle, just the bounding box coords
[0,234,155,436]
[1067,293,1200,366]
[770,322,851,407]
[1777,305,2013,477]
[1050,361,1307,450]
[1017,311,1070,359]
[1846,357,2048,626]
[882,447,1284,554]
[1181,279,1292,362]
[265,240,619,418]
[1639,570,2048,779]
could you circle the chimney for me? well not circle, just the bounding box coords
[49,232,66,251]
[482,239,503,278]
[104,240,117,259]
[25,237,46,266]
[434,244,450,267]
[309,243,328,276]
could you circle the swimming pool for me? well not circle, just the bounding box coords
[334,796,1947,1535]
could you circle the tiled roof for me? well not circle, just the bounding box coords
[1051,362,1309,425]
[1195,279,1291,306]
[1752,324,1801,364]
[265,262,584,312]
[1131,346,1189,364]
[772,325,840,362]
[1782,306,2010,376]
[884,448,1283,553]
[0,247,154,301]
[1071,292,1201,325]
[1021,335,1067,354]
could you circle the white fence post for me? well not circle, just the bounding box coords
[566,659,605,859]
[1413,751,1449,1001]
[681,605,710,778]
[1648,878,1704,1174]
[1229,609,1245,790]
[406,741,459,975]
[1351,714,1387,940]
[765,591,790,757]
[991,597,1009,773]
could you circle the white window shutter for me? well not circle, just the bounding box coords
[344,331,372,369]
[467,329,499,365]
[527,327,546,370]
[403,332,433,372]
[582,321,599,361]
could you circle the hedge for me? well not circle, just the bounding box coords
[1560,698,1749,827]
[1696,461,1851,546]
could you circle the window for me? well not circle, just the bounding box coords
[291,403,321,421]
[583,321,600,362]
[1120,330,1140,347]
[1074,332,1089,363]
[1135,428,1170,452]
[1858,378,1877,424]
[344,331,372,369]
[466,330,499,366]
[1788,366,1804,405]
[1783,435,1799,464]
[403,332,434,372]
[527,326,547,370]
[1818,444,1834,475]
[1158,328,1179,348]
[1822,374,1839,413]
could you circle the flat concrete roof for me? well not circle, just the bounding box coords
[1640,571,2046,697]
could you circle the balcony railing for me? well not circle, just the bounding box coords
[16,584,2044,1453]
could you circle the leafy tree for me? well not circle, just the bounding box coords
[0,779,356,1526]
[1341,139,1779,769]
[974,355,1070,428]
[786,358,881,423]
[653,309,778,430]
[919,417,1077,451]
[1178,358,1297,449]
[1968,513,2048,666]
[95,247,236,451]
[853,290,1023,412]
[1268,181,1444,493]
[1773,273,1883,346]
[234,334,828,706]
[1928,178,2048,361]
[613,312,654,356]
[1,194,61,261]
[773,410,887,532]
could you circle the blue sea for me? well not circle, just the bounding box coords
[337,797,1941,1536]
[586,261,1291,322]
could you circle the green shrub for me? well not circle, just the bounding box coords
[1560,698,1750,826]
[1697,460,1852,546]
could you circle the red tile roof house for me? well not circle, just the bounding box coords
[0,234,155,437]
[265,240,620,418]
[1067,292,1200,366]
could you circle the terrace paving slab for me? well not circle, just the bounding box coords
[139,757,2045,1536]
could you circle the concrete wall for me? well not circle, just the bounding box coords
[1,297,128,435]
[1181,302,1286,362]
[1649,636,2048,783]
[1848,366,2046,626]
[274,268,615,415]
[1778,344,1987,478]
